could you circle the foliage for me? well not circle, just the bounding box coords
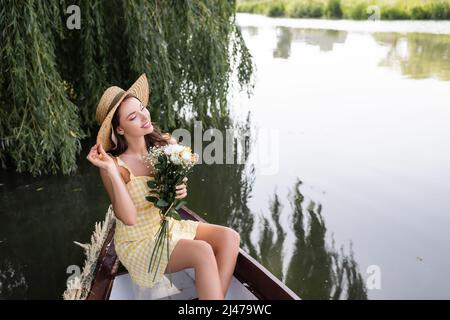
[0,0,255,176]
[237,0,450,20]
[0,1,85,176]
[326,0,343,18]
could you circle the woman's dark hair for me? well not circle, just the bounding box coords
[108,94,171,156]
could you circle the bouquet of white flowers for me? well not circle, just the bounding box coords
[141,143,199,284]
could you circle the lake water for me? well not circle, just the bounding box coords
[1,13,449,299]
[230,13,450,299]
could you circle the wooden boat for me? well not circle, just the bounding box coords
[85,206,301,300]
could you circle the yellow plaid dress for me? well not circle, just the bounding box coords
[113,155,200,288]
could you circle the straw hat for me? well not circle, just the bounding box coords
[95,73,149,151]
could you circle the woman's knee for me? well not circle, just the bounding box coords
[223,227,241,249]
[165,239,210,273]
[192,240,216,265]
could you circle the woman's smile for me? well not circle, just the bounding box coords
[141,120,151,128]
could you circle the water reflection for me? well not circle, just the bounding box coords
[252,179,367,299]
[0,258,28,299]
[0,138,111,298]
[285,179,367,300]
[258,193,285,280]
[274,27,348,58]
[374,32,450,81]
[274,27,293,59]
[248,23,450,81]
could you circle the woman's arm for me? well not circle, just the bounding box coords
[100,167,137,226]
[87,143,137,226]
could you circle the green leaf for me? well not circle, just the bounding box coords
[147,180,158,189]
[169,210,181,220]
[156,198,169,208]
[145,196,159,204]
[175,200,187,210]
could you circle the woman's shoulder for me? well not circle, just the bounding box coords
[107,153,131,183]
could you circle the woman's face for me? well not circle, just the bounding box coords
[116,96,153,137]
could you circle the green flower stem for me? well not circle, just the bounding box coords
[163,201,176,218]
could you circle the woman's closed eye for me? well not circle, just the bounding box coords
[130,105,146,120]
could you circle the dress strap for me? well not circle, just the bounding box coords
[116,156,135,179]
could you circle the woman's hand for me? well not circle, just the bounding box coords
[175,177,188,199]
[86,143,117,175]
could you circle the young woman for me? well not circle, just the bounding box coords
[86,74,240,300]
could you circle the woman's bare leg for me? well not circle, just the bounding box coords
[194,223,241,297]
[165,238,224,300]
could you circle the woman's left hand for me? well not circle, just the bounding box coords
[175,177,188,199]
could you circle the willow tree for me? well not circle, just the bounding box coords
[0,0,255,176]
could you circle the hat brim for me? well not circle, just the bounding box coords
[96,74,150,152]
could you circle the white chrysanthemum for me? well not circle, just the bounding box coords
[174,144,185,153]
[170,154,181,165]
[164,144,174,155]
[164,143,184,156]
[182,151,191,161]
